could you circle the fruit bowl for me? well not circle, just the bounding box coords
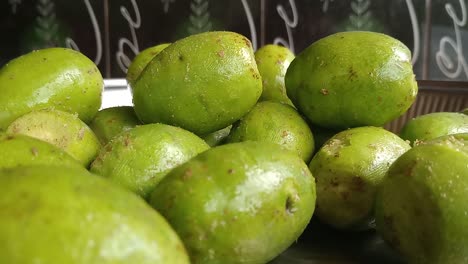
[100,79,468,264]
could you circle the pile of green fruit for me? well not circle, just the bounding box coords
[0,30,467,264]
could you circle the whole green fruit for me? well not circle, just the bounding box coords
[226,101,315,162]
[309,126,411,230]
[285,31,418,129]
[149,141,316,264]
[90,123,209,199]
[0,165,190,264]
[201,125,232,147]
[255,44,295,106]
[89,106,142,145]
[126,43,170,87]
[375,133,468,264]
[0,133,81,169]
[132,31,262,135]
[0,48,103,130]
[7,109,101,167]
[399,112,468,145]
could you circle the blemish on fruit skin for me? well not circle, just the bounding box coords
[183,168,193,180]
[77,128,85,140]
[348,67,358,80]
[320,88,329,95]
[227,168,234,174]
[217,50,225,58]
[178,54,184,61]
[31,147,38,156]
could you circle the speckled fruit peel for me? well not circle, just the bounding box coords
[399,112,468,145]
[132,31,262,135]
[149,141,316,264]
[0,165,190,264]
[6,109,101,167]
[255,44,295,106]
[0,47,103,130]
[0,133,82,169]
[285,31,418,129]
[126,43,170,87]
[226,101,315,163]
[89,106,142,145]
[90,123,209,199]
[309,126,411,230]
[375,133,468,264]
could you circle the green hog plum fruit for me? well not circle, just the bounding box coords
[255,44,295,106]
[309,126,410,230]
[226,101,315,162]
[132,31,262,135]
[0,165,190,264]
[126,43,170,87]
[0,133,81,169]
[285,31,418,129]
[89,106,142,145]
[7,109,101,167]
[149,141,316,264]
[399,112,468,145]
[90,123,209,199]
[375,133,468,264]
[201,125,232,147]
[0,48,103,130]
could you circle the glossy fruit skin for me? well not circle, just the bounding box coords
[255,44,295,106]
[149,141,316,264]
[309,126,410,230]
[126,43,170,87]
[90,123,209,199]
[285,31,417,129]
[375,133,468,264]
[132,31,262,135]
[6,109,101,167]
[89,106,142,145]
[0,165,190,264]
[0,48,103,130]
[0,133,81,169]
[399,112,468,145]
[226,101,315,163]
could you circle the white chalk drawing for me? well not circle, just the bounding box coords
[321,0,334,13]
[405,0,420,65]
[161,0,176,13]
[65,0,102,66]
[9,0,22,14]
[116,0,142,74]
[273,0,298,53]
[33,0,60,47]
[435,0,468,79]
[188,0,212,35]
[241,0,258,51]
[347,0,372,30]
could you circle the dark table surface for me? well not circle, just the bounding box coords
[269,218,406,264]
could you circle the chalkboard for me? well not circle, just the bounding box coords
[1,0,468,81]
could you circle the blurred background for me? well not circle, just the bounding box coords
[1,0,468,81]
